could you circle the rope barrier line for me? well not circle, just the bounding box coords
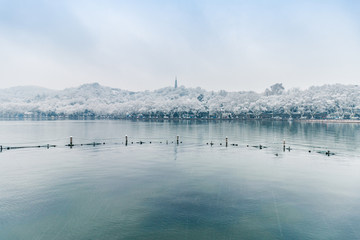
[0,136,336,157]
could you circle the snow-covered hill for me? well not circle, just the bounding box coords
[0,83,359,119]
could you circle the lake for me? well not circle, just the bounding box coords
[1,120,360,239]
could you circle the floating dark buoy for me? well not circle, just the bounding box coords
[309,150,311,153]
[275,153,279,156]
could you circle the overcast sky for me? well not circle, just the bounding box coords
[0,0,359,92]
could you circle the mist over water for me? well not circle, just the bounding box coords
[1,120,360,239]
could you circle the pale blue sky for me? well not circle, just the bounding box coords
[0,0,359,92]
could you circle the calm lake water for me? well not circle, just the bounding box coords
[1,120,360,240]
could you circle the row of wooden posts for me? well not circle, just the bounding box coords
[65,136,332,156]
[66,135,286,151]
[0,137,289,150]
[0,135,252,151]
[0,136,333,156]
[66,135,182,147]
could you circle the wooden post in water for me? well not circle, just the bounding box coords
[125,135,128,146]
[70,136,73,147]
[177,135,179,145]
[226,136,228,147]
[283,139,286,152]
[0,145,2,152]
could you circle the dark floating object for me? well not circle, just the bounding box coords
[286,147,291,151]
[326,150,335,156]
[231,143,238,146]
[220,143,222,145]
[275,153,279,156]
[316,150,335,156]
[210,142,214,146]
[309,150,311,153]
[252,145,267,149]
[246,145,249,147]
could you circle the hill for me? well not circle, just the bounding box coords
[0,83,359,120]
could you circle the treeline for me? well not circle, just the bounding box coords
[0,82,359,120]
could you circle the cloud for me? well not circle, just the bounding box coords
[0,0,360,92]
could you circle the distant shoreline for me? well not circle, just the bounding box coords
[296,119,360,123]
[1,117,360,123]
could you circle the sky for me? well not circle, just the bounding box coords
[0,0,359,92]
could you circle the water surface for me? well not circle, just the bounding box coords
[0,120,360,239]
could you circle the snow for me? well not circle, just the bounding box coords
[0,83,359,119]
